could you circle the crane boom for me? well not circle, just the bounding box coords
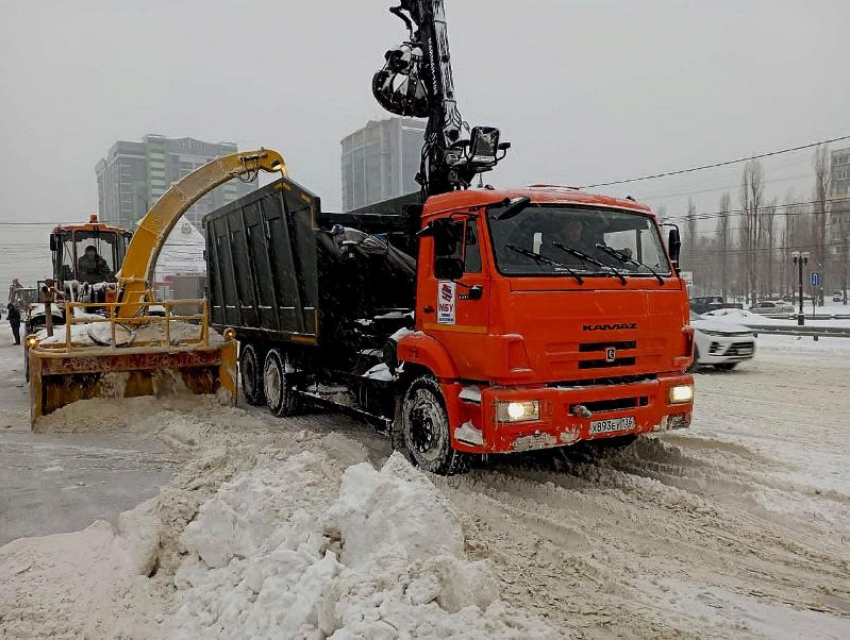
[373,0,509,198]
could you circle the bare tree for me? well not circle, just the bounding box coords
[812,144,831,305]
[739,159,764,305]
[655,204,668,220]
[684,198,697,273]
[716,192,732,299]
[762,198,778,298]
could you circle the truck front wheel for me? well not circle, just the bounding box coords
[263,348,300,417]
[401,377,469,475]
[240,343,265,406]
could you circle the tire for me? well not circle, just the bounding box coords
[714,362,738,371]
[400,376,469,475]
[239,343,265,406]
[263,348,301,417]
[687,347,700,373]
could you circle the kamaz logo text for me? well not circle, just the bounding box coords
[582,323,637,331]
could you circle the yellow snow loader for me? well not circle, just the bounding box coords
[26,149,287,424]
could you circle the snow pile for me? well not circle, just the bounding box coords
[168,452,556,639]
[702,309,784,325]
[0,501,166,639]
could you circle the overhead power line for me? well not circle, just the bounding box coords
[579,134,850,189]
[661,197,850,225]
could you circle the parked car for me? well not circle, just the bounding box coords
[690,296,723,315]
[833,290,843,303]
[749,300,794,316]
[689,312,756,371]
[690,296,743,315]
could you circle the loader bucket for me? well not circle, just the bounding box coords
[28,300,237,426]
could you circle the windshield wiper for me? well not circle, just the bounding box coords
[505,244,584,284]
[552,242,627,285]
[595,244,664,285]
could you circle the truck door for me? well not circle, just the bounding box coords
[419,215,490,378]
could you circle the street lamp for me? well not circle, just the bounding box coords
[792,251,809,326]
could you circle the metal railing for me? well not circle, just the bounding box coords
[34,299,211,354]
[747,323,850,339]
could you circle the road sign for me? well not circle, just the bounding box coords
[811,271,821,287]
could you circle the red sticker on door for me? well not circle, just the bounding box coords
[437,281,456,324]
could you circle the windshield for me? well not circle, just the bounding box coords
[487,204,671,278]
[57,231,126,285]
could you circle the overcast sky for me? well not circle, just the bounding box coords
[1,0,848,229]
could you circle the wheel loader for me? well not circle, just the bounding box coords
[26,149,287,424]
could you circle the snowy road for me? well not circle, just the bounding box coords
[1,326,849,638]
[0,326,180,545]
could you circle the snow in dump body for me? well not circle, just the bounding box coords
[169,451,557,639]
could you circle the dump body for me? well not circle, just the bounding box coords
[205,178,694,464]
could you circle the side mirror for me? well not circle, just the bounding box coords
[469,126,500,166]
[434,257,464,281]
[49,235,58,252]
[668,227,682,270]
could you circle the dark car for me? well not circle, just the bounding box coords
[690,296,742,315]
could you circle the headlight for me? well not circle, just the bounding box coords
[223,327,236,341]
[25,334,39,349]
[496,400,540,423]
[669,385,694,404]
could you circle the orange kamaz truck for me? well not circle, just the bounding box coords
[204,0,694,474]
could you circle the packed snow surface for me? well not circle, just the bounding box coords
[2,318,850,639]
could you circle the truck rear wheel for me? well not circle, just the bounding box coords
[401,376,469,476]
[263,348,301,417]
[239,343,265,406]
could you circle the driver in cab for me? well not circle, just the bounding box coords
[77,245,113,285]
[540,217,604,265]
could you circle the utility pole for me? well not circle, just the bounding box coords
[792,251,809,326]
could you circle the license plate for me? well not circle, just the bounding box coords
[589,416,635,435]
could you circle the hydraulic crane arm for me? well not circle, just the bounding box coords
[117,149,286,318]
[373,0,509,198]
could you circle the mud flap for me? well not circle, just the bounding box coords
[29,342,237,426]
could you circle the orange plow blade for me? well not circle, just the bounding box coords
[27,299,237,426]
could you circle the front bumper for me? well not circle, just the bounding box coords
[444,373,694,454]
[697,336,755,365]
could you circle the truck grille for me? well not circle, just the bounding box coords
[577,339,637,369]
[578,340,637,353]
[569,396,649,415]
[579,357,636,370]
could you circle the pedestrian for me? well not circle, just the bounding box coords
[7,303,21,345]
[8,278,22,304]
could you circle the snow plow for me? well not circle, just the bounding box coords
[27,149,287,424]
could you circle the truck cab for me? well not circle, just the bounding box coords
[396,187,694,466]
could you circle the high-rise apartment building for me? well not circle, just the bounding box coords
[340,118,426,212]
[95,135,255,231]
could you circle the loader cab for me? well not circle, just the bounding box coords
[50,215,132,288]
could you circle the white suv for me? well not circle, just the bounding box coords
[690,313,756,371]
